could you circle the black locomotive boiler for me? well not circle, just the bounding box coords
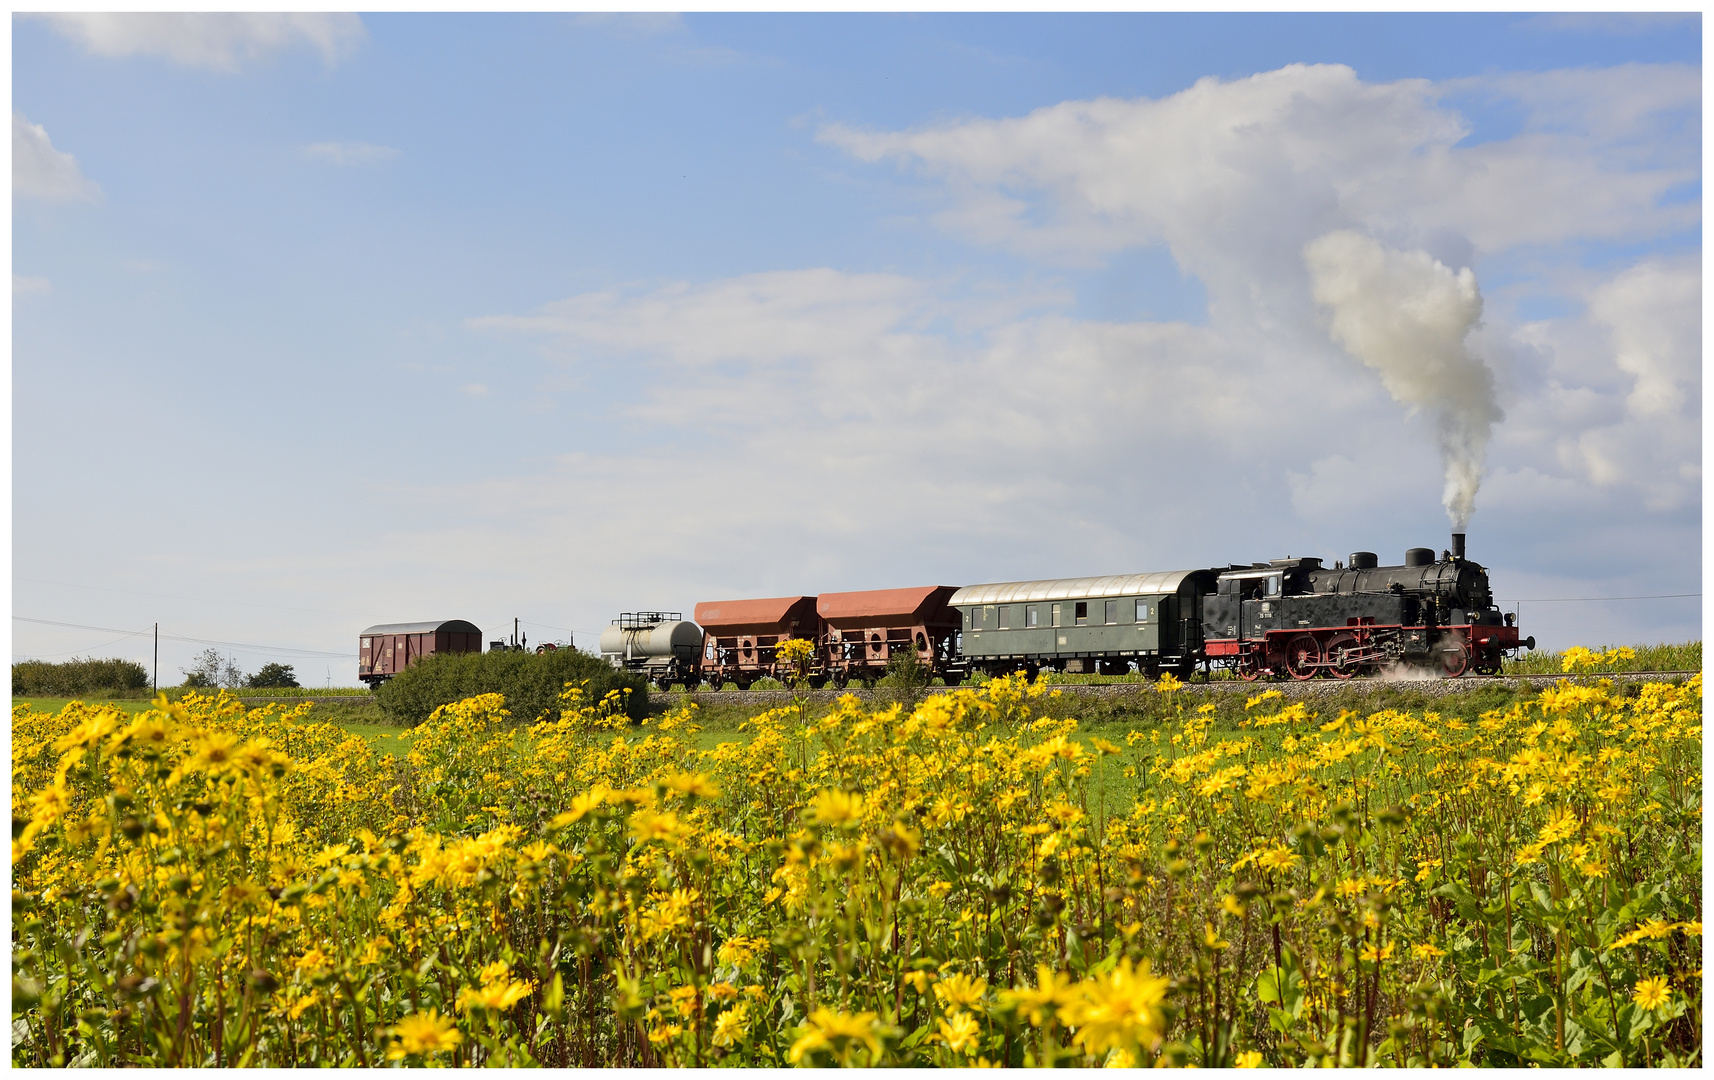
[1201,533,1532,680]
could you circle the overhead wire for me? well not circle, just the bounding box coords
[13,616,348,659]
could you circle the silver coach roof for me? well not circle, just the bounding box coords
[360,620,482,636]
[950,570,1201,606]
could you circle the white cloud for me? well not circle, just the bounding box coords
[35,13,365,72]
[303,141,400,166]
[12,274,51,295]
[13,112,100,202]
[820,62,1695,293]
[816,62,1699,532]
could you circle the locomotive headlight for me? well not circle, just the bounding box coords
[1504,612,1515,627]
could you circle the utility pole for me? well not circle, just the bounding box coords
[153,623,158,693]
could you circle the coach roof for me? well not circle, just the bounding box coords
[360,620,482,636]
[950,571,1202,606]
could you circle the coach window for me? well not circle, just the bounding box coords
[982,606,996,629]
[1134,600,1147,622]
[1074,602,1088,626]
[1051,603,1062,627]
[998,605,1011,630]
[1026,605,1039,628]
[1105,600,1118,624]
[1267,575,1281,597]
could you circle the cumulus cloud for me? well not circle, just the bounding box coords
[13,274,51,295]
[35,13,365,72]
[14,112,100,201]
[820,62,1695,298]
[303,141,400,165]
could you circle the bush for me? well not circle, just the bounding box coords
[375,647,648,726]
[878,646,931,710]
[181,648,245,690]
[12,657,150,697]
[246,663,301,689]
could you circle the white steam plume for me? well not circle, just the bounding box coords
[1303,230,1501,530]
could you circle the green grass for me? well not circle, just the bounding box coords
[1500,640,1701,675]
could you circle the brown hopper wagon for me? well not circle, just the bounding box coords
[693,595,820,690]
[817,586,963,687]
[359,619,483,688]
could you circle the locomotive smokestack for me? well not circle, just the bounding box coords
[1451,532,1466,560]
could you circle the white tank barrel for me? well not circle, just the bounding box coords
[599,617,703,663]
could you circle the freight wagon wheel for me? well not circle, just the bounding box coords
[1285,635,1321,681]
[1436,639,1469,678]
[1324,632,1359,680]
[832,670,849,689]
[708,673,724,691]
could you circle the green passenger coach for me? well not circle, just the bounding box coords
[949,569,1220,680]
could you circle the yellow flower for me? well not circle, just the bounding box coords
[1411,943,1446,960]
[936,1009,982,1055]
[387,1009,463,1059]
[904,970,938,993]
[999,964,1074,1027]
[1257,845,1300,873]
[456,978,535,1014]
[1234,1050,1265,1068]
[479,959,511,986]
[717,935,762,969]
[934,972,989,1013]
[1632,976,1672,1011]
[711,1002,751,1047]
[809,788,865,827]
[1060,958,1169,1056]
[788,1007,885,1065]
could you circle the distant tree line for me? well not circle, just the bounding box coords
[13,657,149,697]
[11,651,305,698]
[179,649,300,690]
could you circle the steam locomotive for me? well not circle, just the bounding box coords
[595,532,1534,688]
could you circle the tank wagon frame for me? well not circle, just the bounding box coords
[598,612,703,689]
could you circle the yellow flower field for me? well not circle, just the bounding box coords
[11,669,1702,1066]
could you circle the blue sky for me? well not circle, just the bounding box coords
[12,13,1702,681]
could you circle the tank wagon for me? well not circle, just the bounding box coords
[358,619,483,688]
[598,612,703,689]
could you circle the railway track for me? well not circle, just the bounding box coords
[652,669,1700,705]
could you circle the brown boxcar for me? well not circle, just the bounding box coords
[817,586,963,687]
[359,619,483,688]
[692,596,820,690]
